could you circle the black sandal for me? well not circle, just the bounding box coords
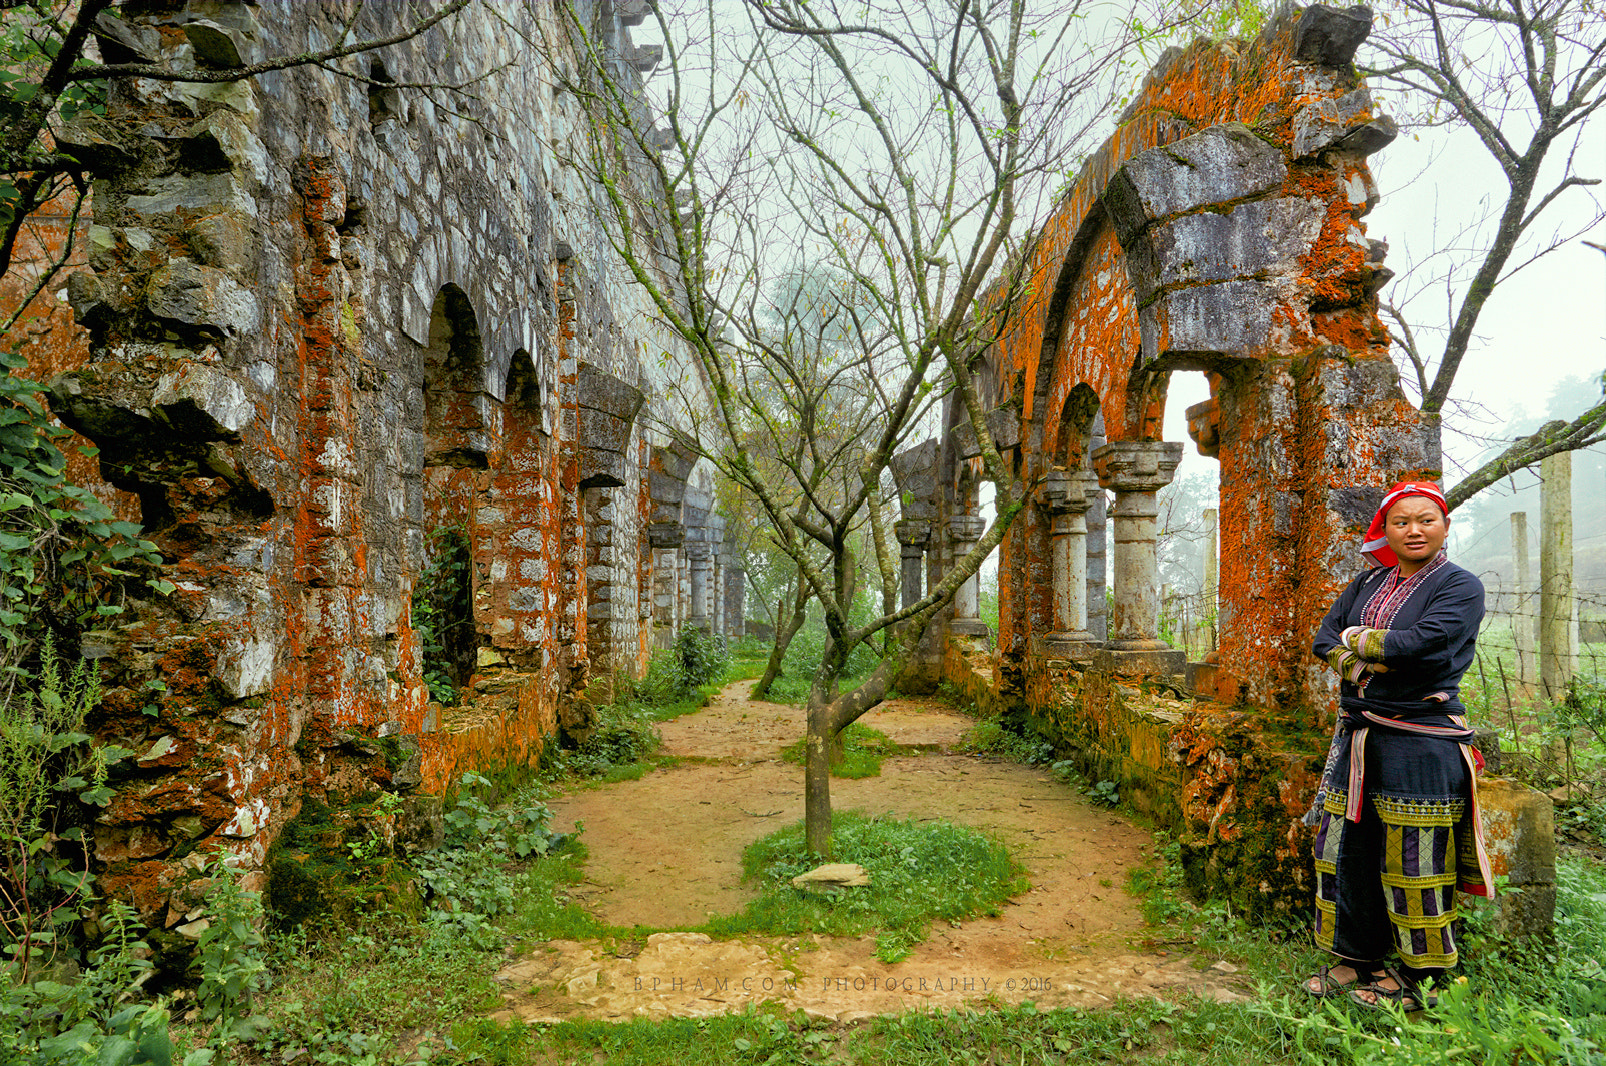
[1302,964,1369,998]
[1349,967,1437,1012]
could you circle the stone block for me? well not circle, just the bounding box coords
[126,172,257,219]
[177,110,269,187]
[1327,485,1384,531]
[1292,89,1373,159]
[188,213,256,271]
[1479,777,1556,884]
[1104,124,1287,246]
[150,361,255,435]
[182,18,250,69]
[577,362,645,420]
[145,259,261,339]
[1093,647,1186,679]
[577,406,632,454]
[1294,5,1373,67]
[1138,279,1276,367]
[54,114,137,173]
[1130,197,1325,299]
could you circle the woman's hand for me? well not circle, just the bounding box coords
[1340,625,1388,663]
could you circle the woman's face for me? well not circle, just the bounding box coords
[1384,496,1447,571]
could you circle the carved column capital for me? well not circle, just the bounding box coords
[1040,469,1101,515]
[894,519,931,551]
[648,522,685,549]
[948,515,986,544]
[1091,440,1184,495]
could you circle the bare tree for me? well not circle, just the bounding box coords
[536,0,1154,855]
[1357,0,1606,509]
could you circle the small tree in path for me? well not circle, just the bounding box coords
[539,0,1158,855]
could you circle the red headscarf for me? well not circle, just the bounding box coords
[1361,480,1449,568]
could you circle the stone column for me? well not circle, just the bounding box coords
[947,514,989,637]
[895,519,930,609]
[1040,470,1100,658]
[686,541,713,630]
[1092,440,1184,675]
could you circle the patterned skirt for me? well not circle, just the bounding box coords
[1312,720,1488,969]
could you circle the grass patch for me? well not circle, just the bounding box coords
[504,841,617,943]
[778,721,902,778]
[703,811,1028,962]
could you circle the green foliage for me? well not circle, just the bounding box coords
[1,634,135,980]
[504,841,612,943]
[413,774,566,948]
[961,716,1057,765]
[409,525,472,706]
[779,721,900,778]
[193,860,270,1046]
[675,625,728,690]
[441,773,561,860]
[0,355,170,658]
[0,8,105,235]
[245,920,506,1066]
[540,700,663,780]
[704,811,1028,959]
[0,886,269,1066]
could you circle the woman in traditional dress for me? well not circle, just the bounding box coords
[1302,480,1494,1011]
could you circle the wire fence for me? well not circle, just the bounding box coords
[1158,582,1606,804]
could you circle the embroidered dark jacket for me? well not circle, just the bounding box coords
[1312,561,1485,704]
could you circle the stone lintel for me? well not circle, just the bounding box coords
[1092,440,1183,495]
[648,522,684,549]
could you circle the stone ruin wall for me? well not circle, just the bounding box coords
[969,3,1429,713]
[10,0,741,935]
[899,5,1554,924]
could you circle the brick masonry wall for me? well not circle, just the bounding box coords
[29,0,721,939]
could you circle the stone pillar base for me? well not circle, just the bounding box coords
[950,619,992,640]
[1105,637,1174,651]
[1093,647,1186,678]
[1041,635,1100,662]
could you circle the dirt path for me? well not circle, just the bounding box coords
[491,683,1247,1024]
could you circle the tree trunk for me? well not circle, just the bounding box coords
[751,583,809,701]
[804,701,835,856]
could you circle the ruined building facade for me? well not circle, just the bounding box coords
[14,1,740,926]
[896,7,1553,925]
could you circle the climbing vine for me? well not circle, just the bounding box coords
[411,525,474,705]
